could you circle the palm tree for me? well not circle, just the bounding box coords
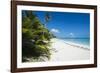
[42,12,51,43]
[22,11,53,62]
[45,12,51,25]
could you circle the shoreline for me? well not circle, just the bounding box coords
[49,38,90,61]
[51,38,90,50]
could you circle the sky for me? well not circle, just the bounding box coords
[32,11,90,38]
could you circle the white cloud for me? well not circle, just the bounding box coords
[69,33,74,37]
[51,28,60,33]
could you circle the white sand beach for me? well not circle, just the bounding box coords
[49,38,90,61]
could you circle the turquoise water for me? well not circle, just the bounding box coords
[60,38,90,47]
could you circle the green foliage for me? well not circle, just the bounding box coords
[22,11,54,62]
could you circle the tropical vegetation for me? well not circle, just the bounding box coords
[22,11,54,62]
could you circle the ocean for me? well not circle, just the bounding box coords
[59,38,90,47]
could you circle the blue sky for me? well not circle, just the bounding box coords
[33,11,90,38]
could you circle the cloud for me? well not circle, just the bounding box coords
[69,33,74,37]
[51,28,60,33]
